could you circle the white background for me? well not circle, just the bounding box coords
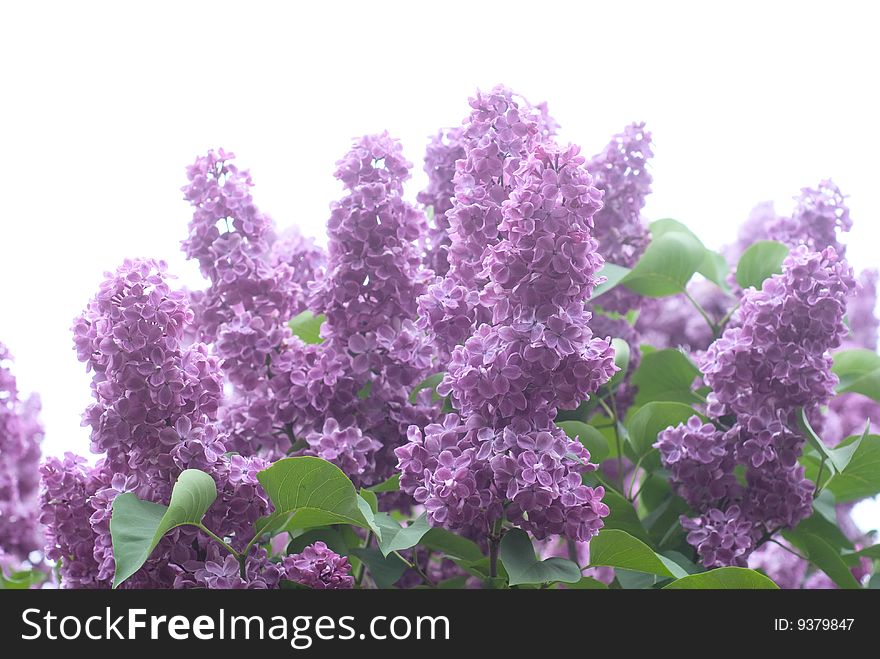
[1,1,878,526]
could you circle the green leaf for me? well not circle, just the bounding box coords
[286,527,350,557]
[569,576,609,589]
[499,528,582,586]
[367,473,400,493]
[0,567,46,590]
[792,504,853,552]
[359,488,378,514]
[556,420,609,463]
[820,434,880,502]
[796,407,836,476]
[631,349,701,406]
[590,263,631,301]
[698,250,731,292]
[288,310,325,344]
[832,349,880,401]
[357,381,373,399]
[111,469,217,588]
[420,528,484,562]
[625,402,704,467]
[782,531,861,589]
[351,548,408,589]
[257,457,376,534]
[663,567,779,589]
[409,373,445,404]
[607,337,631,389]
[842,544,880,567]
[588,529,685,578]
[827,423,868,474]
[621,230,706,297]
[601,487,653,546]
[735,240,789,290]
[374,512,430,557]
[436,575,470,589]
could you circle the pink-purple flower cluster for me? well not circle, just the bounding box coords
[658,246,855,567]
[399,88,616,543]
[0,343,44,567]
[271,133,438,487]
[182,150,324,457]
[40,259,277,588]
[586,122,653,314]
[282,541,354,589]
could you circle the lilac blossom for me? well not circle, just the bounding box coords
[0,343,43,564]
[400,93,616,544]
[585,122,653,314]
[282,541,354,589]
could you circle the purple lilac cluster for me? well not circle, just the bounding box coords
[182,150,323,457]
[40,259,279,588]
[417,87,560,362]
[766,180,852,256]
[657,246,855,567]
[0,343,44,569]
[271,133,438,487]
[281,541,354,589]
[418,128,465,277]
[398,90,616,543]
[585,122,653,314]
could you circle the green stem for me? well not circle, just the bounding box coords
[814,456,828,498]
[767,538,809,562]
[684,289,719,337]
[598,396,625,493]
[355,531,374,587]
[717,303,740,332]
[197,524,240,560]
[488,518,504,580]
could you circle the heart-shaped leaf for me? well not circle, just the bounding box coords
[257,457,378,535]
[663,567,779,589]
[499,528,581,586]
[111,469,217,588]
[375,512,430,557]
[735,240,789,290]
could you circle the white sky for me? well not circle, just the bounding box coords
[1,1,878,528]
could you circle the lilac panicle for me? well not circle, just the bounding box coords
[0,343,43,572]
[42,258,277,588]
[282,541,354,589]
[182,150,321,457]
[585,122,653,313]
[400,89,615,543]
[272,133,438,487]
[419,128,465,277]
[662,245,855,568]
[767,180,852,257]
[702,246,853,419]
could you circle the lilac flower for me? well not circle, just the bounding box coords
[270,133,439,486]
[702,246,854,419]
[419,128,465,276]
[41,259,279,588]
[681,506,756,568]
[767,180,852,256]
[181,150,318,457]
[0,343,43,563]
[282,541,354,589]
[654,416,740,508]
[585,122,653,313]
[400,92,616,544]
[845,269,879,351]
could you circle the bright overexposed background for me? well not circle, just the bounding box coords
[1,1,878,528]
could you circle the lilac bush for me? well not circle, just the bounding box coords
[1,85,875,591]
